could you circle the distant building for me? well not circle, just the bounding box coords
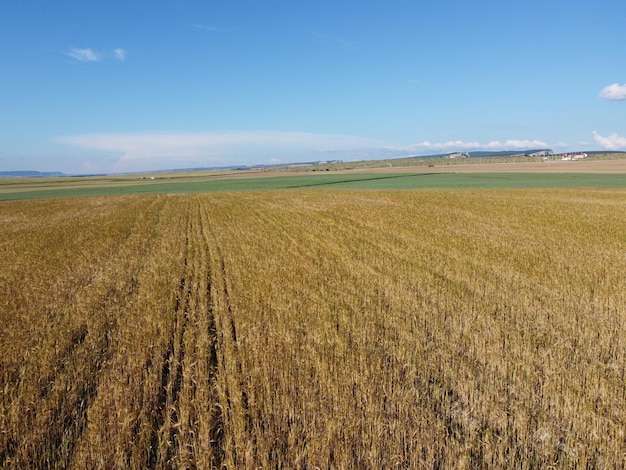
[445,152,470,159]
[528,150,554,157]
[561,152,587,160]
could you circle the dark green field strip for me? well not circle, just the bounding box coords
[328,172,626,189]
[0,173,413,200]
[2,172,626,200]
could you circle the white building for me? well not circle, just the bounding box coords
[528,150,554,157]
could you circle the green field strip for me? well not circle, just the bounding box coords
[2,172,626,201]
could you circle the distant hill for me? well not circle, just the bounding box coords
[0,171,65,177]
[469,150,548,158]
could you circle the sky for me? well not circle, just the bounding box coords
[1,0,626,174]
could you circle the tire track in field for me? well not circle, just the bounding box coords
[199,200,253,468]
[154,258,189,465]
[197,200,225,468]
[280,172,436,189]
[151,198,224,469]
[153,201,192,467]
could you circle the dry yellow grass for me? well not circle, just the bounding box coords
[1,189,625,468]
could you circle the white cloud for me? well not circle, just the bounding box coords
[113,48,127,61]
[390,138,549,154]
[56,131,380,172]
[599,83,626,100]
[67,48,100,62]
[593,131,626,149]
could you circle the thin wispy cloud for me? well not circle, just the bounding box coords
[113,48,127,61]
[67,47,127,63]
[599,83,626,100]
[67,48,101,62]
[192,23,231,32]
[593,131,626,149]
[56,131,380,172]
[311,32,352,50]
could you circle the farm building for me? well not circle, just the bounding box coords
[528,150,554,157]
[561,153,588,161]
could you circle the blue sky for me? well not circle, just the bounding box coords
[1,0,625,174]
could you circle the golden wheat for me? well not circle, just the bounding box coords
[1,189,625,468]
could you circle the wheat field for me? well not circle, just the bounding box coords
[1,189,625,468]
